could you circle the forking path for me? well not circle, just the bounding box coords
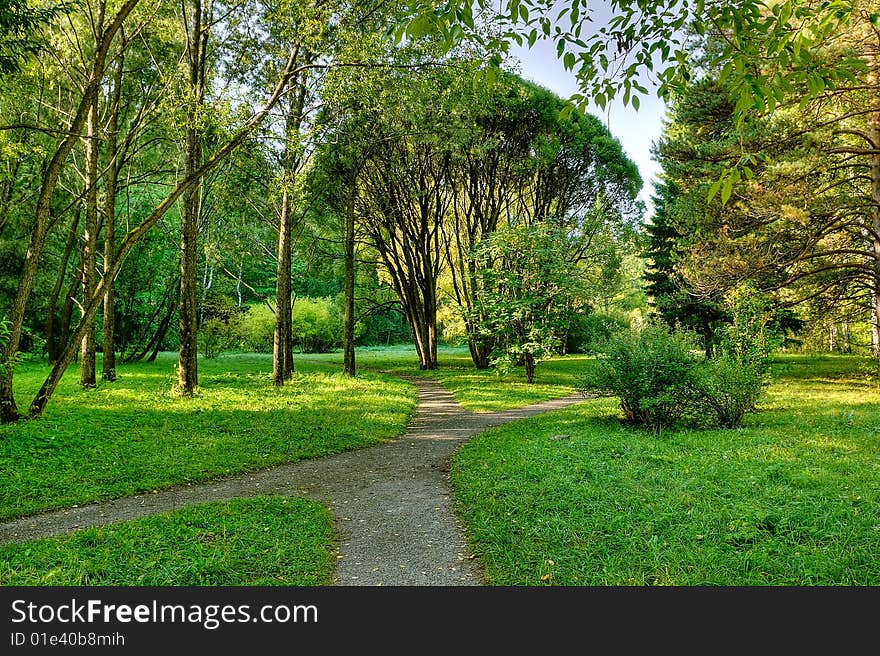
[0,375,586,585]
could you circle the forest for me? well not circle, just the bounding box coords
[0,0,651,420]
[0,0,878,589]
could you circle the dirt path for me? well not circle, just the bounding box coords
[0,376,585,585]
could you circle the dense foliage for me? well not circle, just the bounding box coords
[579,290,773,430]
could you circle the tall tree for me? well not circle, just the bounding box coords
[272,62,311,385]
[101,37,127,382]
[359,124,451,370]
[176,0,211,396]
[444,72,535,368]
[444,74,642,367]
[0,0,140,421]
[656,14,880,376]
[80,83,100,388]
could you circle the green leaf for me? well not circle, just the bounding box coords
[780,2,792,24]
[707,178,723,203]
[407,14,433,39]
[720,177,734,206]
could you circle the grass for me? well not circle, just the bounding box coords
[0,497,335,585]
[0,352,415,520]
[336,344,587,412]
[6,345,874,587]
[450,353,880,585]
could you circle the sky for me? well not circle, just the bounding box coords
[509,40,668,217]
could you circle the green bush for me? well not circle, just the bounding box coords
[200,317,238,359]
[579,321,767,430]
[228,297,345,354]
[291,296,343,353]
[355,309,410,347]
[719,284,773,377]
[235,303,275,352]
[0,318,17,377]
[565,310,630,354]
[580,323,697,429]
[197,295,242,358]
[689,355,765,428]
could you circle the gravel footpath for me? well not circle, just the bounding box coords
[0,376,585,586]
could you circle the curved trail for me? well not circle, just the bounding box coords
[0,376,585,585]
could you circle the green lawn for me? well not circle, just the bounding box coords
[5,347,875,587]
[0,353,415,520]
[0,497,335,585]
[450,353,880,585]
[345,344,587,411]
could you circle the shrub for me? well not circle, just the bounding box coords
[565,310,631,354]
[290,296,342,353]
[579,323,698,429]
[719,284,773,376]
[687,284,772,427]
[580,320,768,430]
[689,355,765,428]
[229,297,345,354]
[0,318,18,377]
[235,304,275,352]
[200,317,238,359]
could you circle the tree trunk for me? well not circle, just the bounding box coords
[871,294,879,359]
[869,59,880,387]
[409,295,438,370]
[178,176,200,394]
[703,321,715,359]
[468,338,491,369]
[101,230,117,382]
[46,208,81,363]
[236,260,243,307]
[425,286,438,369]
[80,93,100,389]
[271,67,308,385]
[524,352,536,383]
[102,49,124,382]
[273,186,293,386]
[0,156,21,238]
[342,181,356,377]
[177,0,207,397]
[58,260,84,362]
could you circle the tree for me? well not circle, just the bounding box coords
[0,0,141,422]
[358,123,450,370]
[644,78,733,360]
[644,180,724,358]
[394,1,866,125]
[473,221,585,383]
[175,0,212,397]
[308,122,364,376]
[0,0,62,75]
[351,60,467,371]
[648,16,880,377]
[442,70,536,368]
